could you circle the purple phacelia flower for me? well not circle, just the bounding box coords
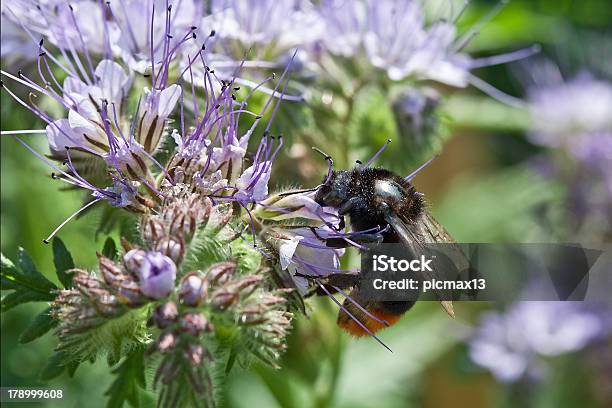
[138,84,182,152]
[271,227,346,294]
[0,2,40,63]
[124,250,177,299]
[45,60,132,155]
[234,161,273,203]
[259,191,341,224]
[0,0,199,239]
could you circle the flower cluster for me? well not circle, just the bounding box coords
[0,1,347,405]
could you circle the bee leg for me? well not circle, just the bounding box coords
[350,232,385,244]
[311,232,385,248]
[338,197,360,216]
[295,270,360,288]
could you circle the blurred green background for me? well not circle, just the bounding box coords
[2,0,611,407]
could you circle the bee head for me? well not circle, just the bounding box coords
[314,170,347,207]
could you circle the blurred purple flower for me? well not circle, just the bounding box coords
[0,6,38,63]
[469,302,609,382]
[111,0,203,74]
[318,0,538,105]
[573,132,612,195]
[208,0,320,49]
[525,69,612,233]
[2,0,202,74]
[527,74,612,148]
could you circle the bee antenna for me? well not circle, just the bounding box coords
[363,139,392,168]
[312,146,334,184]
[404,155,439,182]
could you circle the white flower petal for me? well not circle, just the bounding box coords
[155,84,182,118]
[94,60,132,103]
[279,236,303,270]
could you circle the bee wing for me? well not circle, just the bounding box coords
[417,211,457,244]
[384,210,464,317]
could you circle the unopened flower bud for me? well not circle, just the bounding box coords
[239,305,267,326]
[392,87,440,161]
[116,283,147,306]
[98,254,124,286]
[150,302,179,328]
[154,236,185,263]
[210,275,262,310]
[230,275,262,296]
[142,217,166,242]
[179,272,207,306]
[125,250,177,299]
[96,253,147,306]
[180,312,213,336]
[164,195,212,239]
[205,262,236,287]
[157,331,177,353]
[184,344,210,366]
[123,249,146,274]
[207,204,233,233]
[210,288,240,310]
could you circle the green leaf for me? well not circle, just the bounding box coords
[1,250,57,312]
[102,237,118,260]
[52,238,75,288]
[19,307,57,344]
[40,351,78,381]
[39,352,81,381]
[105,348,147,408]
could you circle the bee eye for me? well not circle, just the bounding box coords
[314,185,330,204]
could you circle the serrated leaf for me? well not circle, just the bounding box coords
[105,348,147,408]
[19,307,57,344]
[1,250,57,312]
[52,238,75,288]
[39,352,82,381]
[102,237,118,260]
[107,335,123,367]
[40,351,78,381]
